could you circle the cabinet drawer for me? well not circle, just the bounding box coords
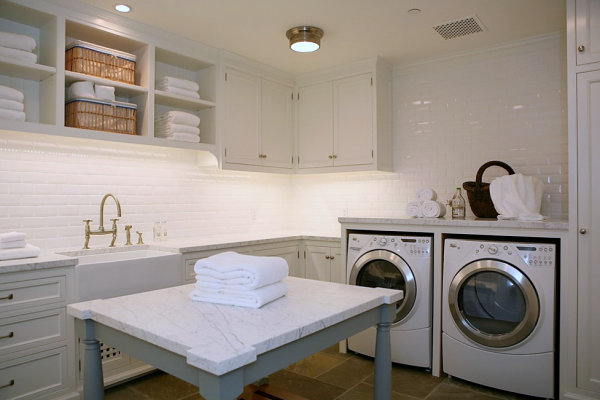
[0,308,65,355]
[0,346,67,400]
[0,276,66,313]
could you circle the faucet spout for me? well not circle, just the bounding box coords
[99,193,122,231]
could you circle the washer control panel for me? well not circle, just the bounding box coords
[470,242,556,268]
[348,234,432,257]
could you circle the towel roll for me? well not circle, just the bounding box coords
[406,201,423,218]
[0,98,24,112]
[421,200,447,218]
[189,281,288,308]
[0,46,37,64]
[0,85,24,102]
[0,31,36,52]
[0,108,26,121]
[416,187,437,201]
[0,243,40,261]
[158,76,200,92]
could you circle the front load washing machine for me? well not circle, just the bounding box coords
[442,238,556,398]
[347,233,432,368]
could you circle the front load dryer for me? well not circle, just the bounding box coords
[347,233,432,368]
[442,238,556,398]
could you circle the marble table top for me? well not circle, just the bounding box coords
[68,276,402,376]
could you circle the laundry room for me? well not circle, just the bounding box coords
[0,1,596,400]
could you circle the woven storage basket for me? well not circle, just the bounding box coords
[65,40,136,84]
[65,98,137,135]
[462,161,515,218]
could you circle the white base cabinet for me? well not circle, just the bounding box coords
[303,240,343,284]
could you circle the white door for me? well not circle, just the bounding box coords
[576,69,600,393]
[261,79,293,168]
[576,0,600,65]
[297,81,333,168]
[333,73,373,167]
[304,245,331,281]
[223,69,260,165]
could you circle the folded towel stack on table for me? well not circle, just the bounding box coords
[0,30,37,64]
[155,110,201,143]
[0,231,40,261]
[189,251,289,308]
[406,187,447,218]
[0,84,26,122]
[156,76,200,100]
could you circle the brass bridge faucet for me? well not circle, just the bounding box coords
[83,193,122,249]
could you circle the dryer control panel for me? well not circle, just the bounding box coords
[349,234,431,257]
[470,242,556,268]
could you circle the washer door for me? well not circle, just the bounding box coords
[448,259,539,348]
[349,249,416,323]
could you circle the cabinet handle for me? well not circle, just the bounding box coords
[328,155,333,159]
[0,294,13,301]
[325,255,331,259]
[332,155,337,159]
[0,332,14,340]
[578,45,585,52]
[330,256,335,260]
[0,379,14,389]
[580,228,587,234]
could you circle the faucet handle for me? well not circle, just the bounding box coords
[136,231,144,245]
[124,225,133,246]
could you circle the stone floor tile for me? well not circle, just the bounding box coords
[427,381,506,400]
[105,384,150,400]
[268,369,346,400]
[336,382,420,400]
[285,351,347,378]
[363,363,443,398]
[315,356,375,389]
[127,371,198,399]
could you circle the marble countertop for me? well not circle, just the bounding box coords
[68,276,402,375]
[338,216,569,230]
[0,251,78,274]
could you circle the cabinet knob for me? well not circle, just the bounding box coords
[330,256,335,260]
[332,155,337,159]
[580,228,587,234]
[325,255,331,259]
[578,45,585,53]
[328,155,333,159]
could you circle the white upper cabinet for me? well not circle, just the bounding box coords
[297,81,333,168]
[260,79,293,168]
[576,0,600,65]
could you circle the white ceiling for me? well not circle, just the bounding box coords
[76,0,566,75]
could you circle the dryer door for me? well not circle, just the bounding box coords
[349,249,416,323]
[448,259,539,348]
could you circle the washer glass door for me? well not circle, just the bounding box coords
[448,259,539,348]
[350,249,416,323]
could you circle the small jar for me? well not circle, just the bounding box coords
[161,220,168,241]
[153,221,162,242]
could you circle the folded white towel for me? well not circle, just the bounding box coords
[0,46,37,64]
[66,81,95,100]
[0,243,40,261]
[155,122,200,135]
[189,281,288,308]
[0,239,26,249]
[490,173,545,221]
[416,187,437,201]
[0,98,24,111]
[0,232,27,243]
[94,84,115,101]
[158,76,200,92]
[406,201,423,218]
[156,132,200,143]
[194,251,289,290]
[421,200,446,218]
[0,108,26,121]
[0,31,36,52]
[0,85,24,102]
[156,110,200,127]
[157,85,200,100]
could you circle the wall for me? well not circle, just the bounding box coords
[0,34,567,248]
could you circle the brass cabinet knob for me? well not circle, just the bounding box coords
[578,45,585,52]
[328,155,333,159]
[580,228,587,234]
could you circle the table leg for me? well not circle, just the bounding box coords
[374,304,394,400]
[82,319,104,400]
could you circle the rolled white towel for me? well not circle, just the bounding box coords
[0,243,40,261]
[189,281,288,308]
[0,31,36,52]
[416,187,437,201]
[154,122,200,135]
[0,109,26,121]
[0,85,24,102]
[0,239,26,249]
[94,84,115,101]
[0,46,37,64]
[156,131,200,143]
[158,76,200,92]
[193,251,289,290]
[157,85,200,100]
[0,231,27,243]
[66,81,95,100]
[155,110,200,127]
[0,98,24,112]
[406,201,423,218]
[421,200,447,218]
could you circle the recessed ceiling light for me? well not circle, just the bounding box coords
[114,4,131,13]
[408,8,422,15]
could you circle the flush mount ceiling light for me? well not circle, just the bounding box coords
[114,4,131,13]
[286,26,324,53]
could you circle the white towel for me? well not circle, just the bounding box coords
[156,131,200,143]
[0,243,40,261]
[406,201,423,218]
[157,85,200,100]
[0,232,27,243]
[94,84,115,101]
[0,85,24,102]
[0,31,36,52]
[0,239,26,249]
[155,110,200,127]
[66,81,95,100]
[189,281,288,308]
[194,251,289,290]
[416,187,437,201]
[421,200,446,218]
[158,76,200,92]
[489,173,545,221]
[0,109,26,121]
[0,98,24,111]
[155,122,200,135]
[0,46,37,64]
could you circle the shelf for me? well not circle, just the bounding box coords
[154,90,215,110]
[65,71,148,97]
[0,58,56,81]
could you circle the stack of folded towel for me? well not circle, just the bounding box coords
[155,110,201,143]
[406,187,447,218]
[156,76,200,100]
[0,232,40,261]
[0,30,37,64]
[66,81,116,101]
[0,85,26,122]
[189,251,289,308]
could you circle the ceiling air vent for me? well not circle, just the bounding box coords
[433,15,486,40]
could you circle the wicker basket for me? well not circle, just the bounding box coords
[65,40,136,84]
[462,161,515,218]
[65,98,137,135]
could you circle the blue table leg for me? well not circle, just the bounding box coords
[374,303,394,400]
[82,319,104,400]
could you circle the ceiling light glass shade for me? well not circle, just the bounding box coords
[114,4,131,13]
[286,26,324,53]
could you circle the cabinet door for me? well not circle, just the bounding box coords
[576,0,600,65]
[224,69,260,165]
[333,73,373,166]
[329,247,343,284]
[250,245,303,278]
[576,69,600,393]
[297,82,333,168]
[261,79,293,168]
[305,245,332,281]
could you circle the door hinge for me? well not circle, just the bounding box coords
[224,148,227,157]
[291,92,293,100]
[292,156,294,164]
[371,77,373,86]
[297,93,299,100]
[297,251,300,258]
[372,149,374,158]
[297,156,300,164]
[225,72,228,81]
[304,251,306,259]
[78,359,81,372]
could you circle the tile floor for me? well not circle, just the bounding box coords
[104,346,544,400]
